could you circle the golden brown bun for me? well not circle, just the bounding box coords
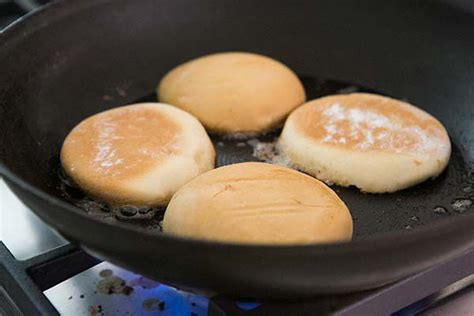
[279,93,451,193]
[163,162,352,245]
[157,52,306,134]
[61,103,215,206]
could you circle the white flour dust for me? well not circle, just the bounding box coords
[92,120,124,171]
[319,103,444,153]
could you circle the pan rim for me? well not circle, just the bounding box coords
[0,0,473,255]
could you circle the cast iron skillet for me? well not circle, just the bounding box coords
[0,0,473,298]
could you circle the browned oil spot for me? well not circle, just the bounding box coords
[99,269,113,278]
[96,275,134,296]
[88,304,103,316]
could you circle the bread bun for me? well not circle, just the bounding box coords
[279,93,451,193]
[158,52,305,134]
[163,162,352,245]
[61,103,215,206]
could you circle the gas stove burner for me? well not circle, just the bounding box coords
[1,239,473,316]
[44,263,211,316]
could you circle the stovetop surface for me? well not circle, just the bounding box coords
[1,179,67,260]
[1,174,473,315]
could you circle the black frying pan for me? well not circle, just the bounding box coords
[0,0,473,298]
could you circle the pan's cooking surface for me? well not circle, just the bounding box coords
[57,76,474,239]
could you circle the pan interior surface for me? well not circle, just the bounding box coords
[0,0,473,239]
[57,76,474,238]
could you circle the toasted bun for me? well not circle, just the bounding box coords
[279,93,451,193]
[157,52,305,134]
[61,103,215,206]
[163,162,352,245]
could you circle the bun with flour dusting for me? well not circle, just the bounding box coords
[163,162,353,245]
[61,103,215,206]
[279,93,451,193]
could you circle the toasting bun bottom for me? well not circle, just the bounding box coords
[163,162,353,245]
[158,52,306,134]
[280,93,451,193]
[61,103,215,206]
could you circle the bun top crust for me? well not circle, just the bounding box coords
[288,93,450,156]
[158,52,306,134]
[61,103,181,184]
[163,162,353,245]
